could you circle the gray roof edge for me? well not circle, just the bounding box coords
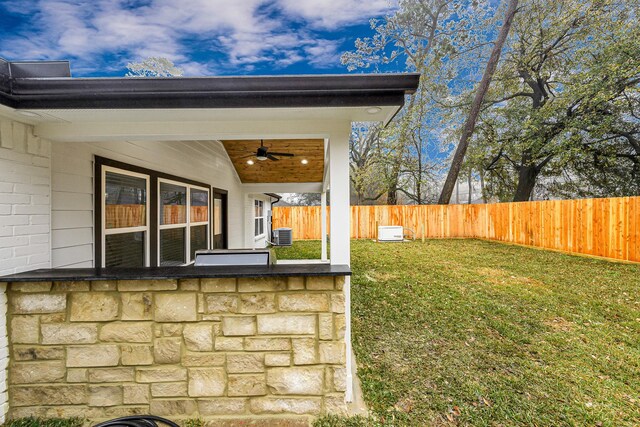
[10,73,420,95]
[0,58,419,110]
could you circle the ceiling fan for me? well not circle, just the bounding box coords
[243,140,295,161]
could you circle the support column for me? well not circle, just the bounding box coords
[328,125,353,402]
[321,191,328,262]
[328,127,350,265]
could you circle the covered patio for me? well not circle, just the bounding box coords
[0,58,419,423]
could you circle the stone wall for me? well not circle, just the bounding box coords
[4,276,347,424]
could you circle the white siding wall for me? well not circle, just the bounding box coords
[0,117,52,422]
[51,139,244,267]
[244,194,273,249]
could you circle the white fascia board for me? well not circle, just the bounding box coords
[0,105,38,126]
[241,182,323,194]
[383,104,403,126]
[245,192,277,201]
[35,119,348,143]
[25,105,400,125]
[323,138,330,192]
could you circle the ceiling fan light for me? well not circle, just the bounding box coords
[256,155,268,161]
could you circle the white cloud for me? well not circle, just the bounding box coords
[304,39,342,67]
[2,0,185,70]
[179,60,220,76]
[0,0,393,75]
[276,0,396,29]
[275,52,305,67]
[150,0,267,34]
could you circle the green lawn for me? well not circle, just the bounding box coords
[275,239,640,427]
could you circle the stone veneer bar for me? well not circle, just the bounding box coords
[1,271,349,425]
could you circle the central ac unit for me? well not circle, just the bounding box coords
[272,227,293,246]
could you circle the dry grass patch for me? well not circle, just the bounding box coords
[544,317,576,332]
[476,266,545,287]
[364,270,400,282]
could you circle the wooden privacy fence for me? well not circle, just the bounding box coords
[272,196,640,263]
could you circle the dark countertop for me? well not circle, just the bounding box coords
[0,264,351,282]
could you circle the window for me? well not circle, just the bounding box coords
[102,167,150,268]
[190,188,210,260]
[254,200,265,237]
[159,181,187,266]
[96,157,217,268]
[158,179,210,266]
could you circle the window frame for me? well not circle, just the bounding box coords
[95,156,221,268]
[254,199,265,238]
[101,165,151,268]
[157,178,211,266]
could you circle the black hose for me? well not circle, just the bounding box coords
[93,416,180,427]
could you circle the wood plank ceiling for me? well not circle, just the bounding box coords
[221,139,325,183]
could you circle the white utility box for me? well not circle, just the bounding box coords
[377,226,404,242]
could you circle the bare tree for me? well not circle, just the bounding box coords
[350,123,386,204]
[343,0,494,205]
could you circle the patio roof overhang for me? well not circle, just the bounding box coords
[0,60,420,404]
[0,58,419,113]
[0,57,419,145]
[0,58,419,189]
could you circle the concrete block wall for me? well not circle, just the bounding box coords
[4,276,347,424]
[0,118,52,422]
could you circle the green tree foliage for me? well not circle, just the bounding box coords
[466,0,640,201]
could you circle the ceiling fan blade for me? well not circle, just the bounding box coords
[267,154,280,161]
[268,152,294,157]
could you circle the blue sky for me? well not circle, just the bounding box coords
[0,0,399,77]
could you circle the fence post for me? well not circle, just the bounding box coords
[375,220,379,242]
[421,223,425,243]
